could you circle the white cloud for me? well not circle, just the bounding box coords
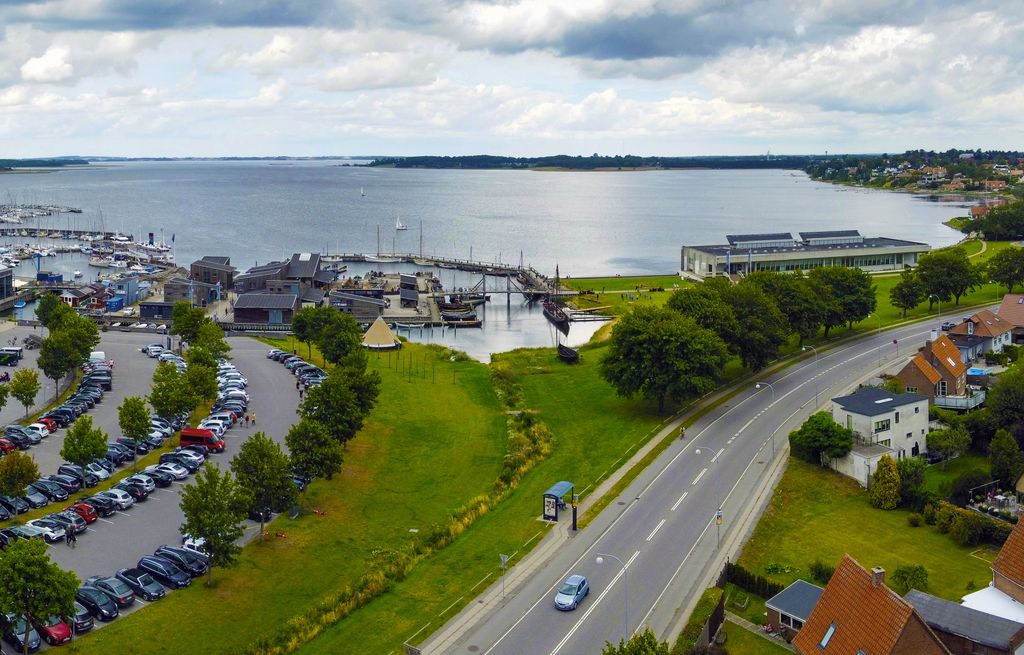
[21,45,73,82]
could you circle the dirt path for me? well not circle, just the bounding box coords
[968,240,988,258]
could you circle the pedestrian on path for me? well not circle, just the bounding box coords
[296,379,300,390]
[65,525,74,548]
[298,386,304,400]
[251,412,256,424]
[244,414,250,427]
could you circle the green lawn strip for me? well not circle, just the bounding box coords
[737,459,991,601]
[723,582,769,626]
[720,621,792,655]
[563,274,683,292]
[69,344,507,655]
[921,454,991,497]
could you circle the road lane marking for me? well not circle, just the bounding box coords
[97,518,115,525]
[711,448,724,463]
[671,492,688,511]
[550,551,640,655]
[646,519,666,542]
[692,468,707,486]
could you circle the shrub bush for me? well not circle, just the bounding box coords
[672,587,723,655]
[936,507,956,533]
[907,513,922,527]
[726,562,784,599]
[923,503,937,525]
[809,560,835,585]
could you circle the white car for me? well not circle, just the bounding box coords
[207,412,235,427]
[148,462,188,480]
[97,488,135,510]
[219,389,249,403]
[85,462,110,480]
[26,424,50,439]
[198,420,226,437]
[181,535,208,557]
[171,449,205,467]
[125,474,155,493]
[26,520,65,543]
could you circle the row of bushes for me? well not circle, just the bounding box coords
[241,396,555,654]
[724,561,784,599]
[922,500,1014,546]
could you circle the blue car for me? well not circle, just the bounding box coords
[554,574,590,611]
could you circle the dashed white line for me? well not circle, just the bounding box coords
[550,551,640,654]
[692,468,707,486]
[711,448,724,463]
[671,492,688,511]
[646,519,666,542]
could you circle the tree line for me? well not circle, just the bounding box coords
[368,154,811,170]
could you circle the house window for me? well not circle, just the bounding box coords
[820,623,837,649]
[874,419,891,433]
[906,386,918,393]
[914,406,920,414]
[879,439,891,447]
[895,411,900,424]
[937,381,947,396]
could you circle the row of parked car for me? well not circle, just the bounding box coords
[266,349,327,388]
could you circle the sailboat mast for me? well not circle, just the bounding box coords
[376,225,381,256]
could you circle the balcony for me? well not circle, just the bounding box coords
[934,390,986,410]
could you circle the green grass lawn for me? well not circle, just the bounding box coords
[71,343,508,655]
[738,459,992,601]
[922,453,991,497]
[719,621,792,655]
[723,583,768,626]
[563,274,683,292]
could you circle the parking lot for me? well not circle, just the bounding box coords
[0,323,301,622]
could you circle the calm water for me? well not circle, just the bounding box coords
[0,162,973,360]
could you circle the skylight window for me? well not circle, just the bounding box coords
[947,357,957,367]
[874,398,893,404]
[820,623,837,649]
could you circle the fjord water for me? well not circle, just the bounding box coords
[1,161,968,275]
[1,161,972,360]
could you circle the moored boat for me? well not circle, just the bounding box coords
[557,343,580,363]
[543,300,570,333]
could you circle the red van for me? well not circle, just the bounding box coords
[179,428,225,453]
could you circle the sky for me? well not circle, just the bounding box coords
[1,0,1023,158]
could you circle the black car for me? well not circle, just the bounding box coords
[91,457,115,474]
[0,495,29,515]
[107,442,135,461]
[22,486,49,508]
[81,375,111,391]
[137,556,191,589]
[29,480,69,502]
[0,532,10,549]
[0,504,11,522]
[2,614,41,653]
[105,446,130,466]
[57,464,98,488]
[159,452,199,472]
[43,474,82,495]
[115,567,166,601]
[115,480,149,502]
[40,411,71,428]
[68,394,96,409]
[4,433,32,450]
[70,601,93,634]
[248,506,273,523]
[75,586,119,621]
[140,468,173,487]
[84,576,135,609]
[80,495,116,517]
[154,545,208,577]
[180,444,211,458]
[117,437,149,455]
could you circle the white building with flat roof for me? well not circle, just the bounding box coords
[680,230,930,279]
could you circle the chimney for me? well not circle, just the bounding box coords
[871,567,885,587]
[929,329,938,342]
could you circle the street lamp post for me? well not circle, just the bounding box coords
[801,345,819,408]
[929,293,941,318]
[755,381,777,457]
[596,552,629,640]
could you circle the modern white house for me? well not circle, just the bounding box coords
[829,387,930,487]
[680,230,930,280]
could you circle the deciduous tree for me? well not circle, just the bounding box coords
[292,305,339,359]
[601,628,669,655]
[286,418,343,508]
[0,451,39,499]
[809,267,876,330]
[990,429,1024,486]
[34,293,60,329]
[787,411,854,464]
[315,311,366,368]
[118,396,151,471]
[60,415,109,469]
[185,364,218,403]
[170,301,206,345]
[890,564,929,594]
[231,433,296,542]
[8,369,39,420]
[986,246,1024,293]
[926,425,971,469]
[0,539,78,655]
[870,454,901,510]
[37,332,79,401]
[917,248,984,306]
[179,464,250,586]
[665,285,740,346]
[194,320,230,360]
[600,306,728,413]
[889,269,926,318]
[896,456,926,508]
[300,368,382,446]
[987,365,1024,431]
[720,283,789,370]
[149,362,194,420]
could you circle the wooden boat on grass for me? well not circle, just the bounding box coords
[557,343,580,363]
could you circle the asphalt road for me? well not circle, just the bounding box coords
[442,315,970,655]
[0,325,299,604]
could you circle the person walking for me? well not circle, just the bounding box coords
[251,411,256,425]
[244,414,250,427]
[298,385,304,400]
[65,525,74,547]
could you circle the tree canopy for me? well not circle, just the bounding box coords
[990,429,1024,486]
[60,415,109,469]
[300,368,381,447]
[37,332,80,400]
[292,305,339,358]
[0,539,78,654]
[869,454,901,510]
[149,361,195,420]
[889,268,926,318]
[286,418,343,482]
[170,301,206,344]
[231,432,296,542]
[788,411,854,464]
[8,369,39,419]
[179,464,250,585]
[926,425,971,469]
[986,246,1024,293]
[809,266,876,331]
[917,248,984,306]
[987,365,1024,431]
[601,306,729,412]
[0,450,39,498]
[118,396,152,470]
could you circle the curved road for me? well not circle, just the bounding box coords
[435,313,970,655]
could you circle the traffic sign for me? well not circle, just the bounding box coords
[715,510,724,525]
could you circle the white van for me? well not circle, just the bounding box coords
[89,351,106,363]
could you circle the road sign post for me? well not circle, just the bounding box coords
[500,553,510,598]
[571,494,578,531]
[715,509,723,548]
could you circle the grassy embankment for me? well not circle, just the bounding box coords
[70,341,508,655]
[737,459,993,602]
[720,621,791,655]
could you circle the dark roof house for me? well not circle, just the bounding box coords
[831,386,929,416]
[906,590,1024,655]
[766,579,824,640]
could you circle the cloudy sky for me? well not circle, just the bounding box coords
[1,0,1022,157]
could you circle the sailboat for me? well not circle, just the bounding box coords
[395,215,407,231]
[73,270,83,278]
[360,187,365,197]
[543,265,570,334]
[365,225,400,263]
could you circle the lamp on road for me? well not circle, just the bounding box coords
[801,345,820,408]
[596,552,629,640]
[754,381,778,457]
[929,293,941,317]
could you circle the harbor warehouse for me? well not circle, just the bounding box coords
[680,230,930,279]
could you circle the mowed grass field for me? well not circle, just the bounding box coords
[305,342,671,653]
[738,459,992,601]
[71,342,508,655]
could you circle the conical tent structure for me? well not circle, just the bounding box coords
[362,316,401,350]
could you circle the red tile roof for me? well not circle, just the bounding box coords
[928,336,966,378]
[909,353,942,385]
[998,294,1024,329]
[994,519,1024,589]
[949,310,1013,339]
[793,555,948,655]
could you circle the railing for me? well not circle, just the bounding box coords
[934,390,986,410]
